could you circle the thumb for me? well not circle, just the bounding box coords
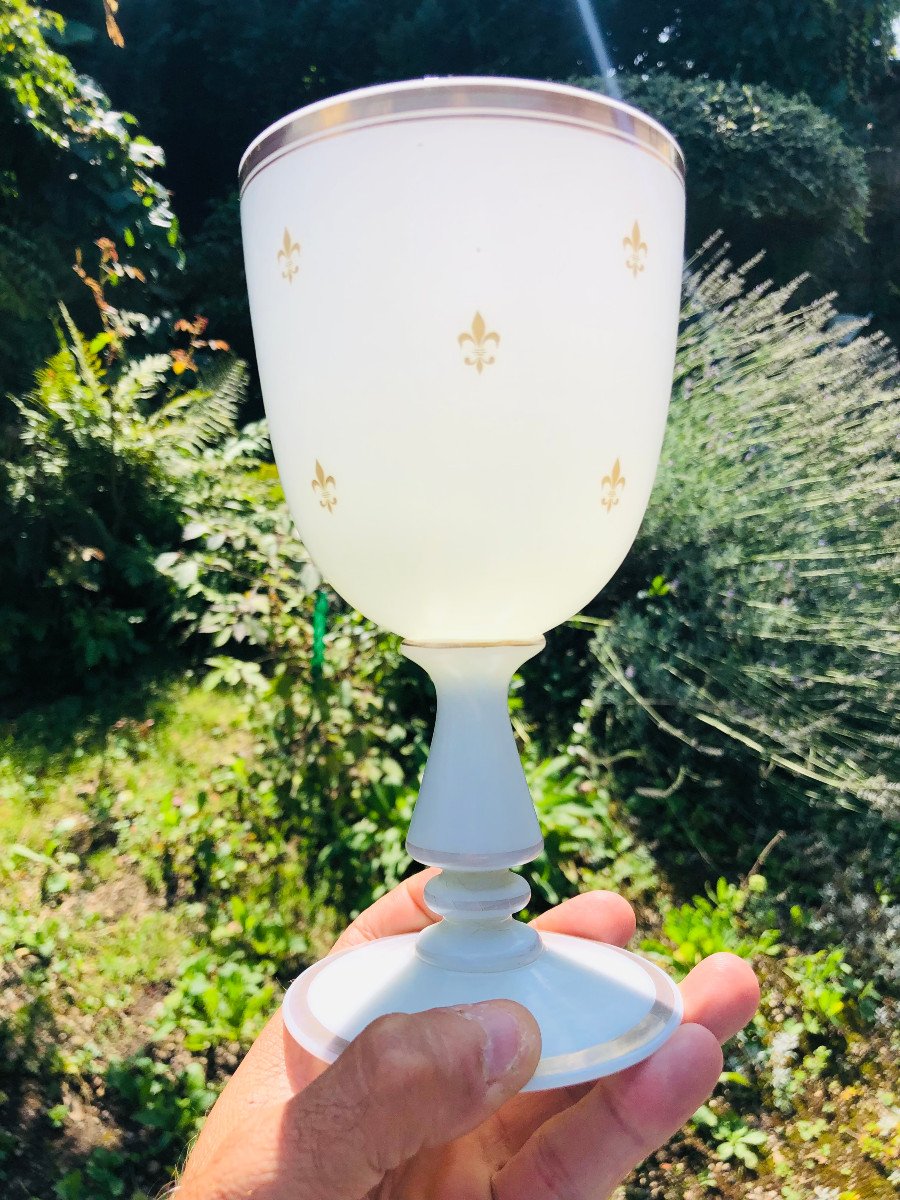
[181,1000,540,1200]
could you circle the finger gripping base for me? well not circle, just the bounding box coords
[282,930,682,1091]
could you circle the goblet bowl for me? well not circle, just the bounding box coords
[240,77,685,644]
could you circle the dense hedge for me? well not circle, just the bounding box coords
[585,73,870,291]
[0,0,177,392]
[582,244,899,827]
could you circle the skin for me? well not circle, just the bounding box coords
[179,869,759,1200]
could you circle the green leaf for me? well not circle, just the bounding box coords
[170,559,199,589]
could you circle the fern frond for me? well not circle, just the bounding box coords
[216,418,272,467]
[112,354,171,414]
[58,303,108,415]
[149,358,246,467]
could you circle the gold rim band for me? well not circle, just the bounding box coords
[401,639,545,649]
[239,78,685,193]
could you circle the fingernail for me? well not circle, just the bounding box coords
[457,1002,526,1082]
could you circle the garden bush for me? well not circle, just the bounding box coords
[0,0,178,392]
[577,243,899,849]
[576,73,870,291]
[0,302,244,699]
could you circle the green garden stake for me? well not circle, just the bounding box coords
[311,587,328,679]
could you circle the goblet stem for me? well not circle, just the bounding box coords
[402,641,545,866]
[417,868,541,971]
[402,641,546,971]
[282,640,684,1086]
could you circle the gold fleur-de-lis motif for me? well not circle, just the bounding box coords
[623,221,647,278]
[601,458,626,511]
[277,228,301,282]
[311,460,337,513]
[458,311,500,373]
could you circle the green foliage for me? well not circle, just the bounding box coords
[52,1055,216,1199]
[586,244,900,836]
[0,309,244,698]
[120,783,258,899]
[604,73,870,286]
[154,421,310,655]
[213,894,308,965]
[602,1,897,121]
[230,611,425,917]
[693,1104,769,1169]
[785,948,880,1030]
[528,755,614,908]
[156,952,276,1053]
[0,0,178,389]
[527,752,658,910]
[7,829,80,902]
[105,1055,216,1144]
[55,1149,130,1200]
[643,875,782,974]
[321,780,415,913]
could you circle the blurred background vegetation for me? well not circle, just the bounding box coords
[0,2,898,1198]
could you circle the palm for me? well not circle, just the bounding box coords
[375,1088,582,1198]
[186,872,758,1200]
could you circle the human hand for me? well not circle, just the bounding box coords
[178,871,759,1199]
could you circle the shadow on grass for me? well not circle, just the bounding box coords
[0,988,213,1200]
[0,986,72,1197]
[0,658,195,783]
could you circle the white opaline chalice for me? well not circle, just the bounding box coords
[240,77,686,1089]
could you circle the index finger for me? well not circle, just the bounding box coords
[529,889,636,947]
[330,868,440,953]
[334,879,639,955]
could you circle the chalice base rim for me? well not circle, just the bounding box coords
[282,930,683,1091]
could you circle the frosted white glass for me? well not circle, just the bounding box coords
[240,77,685,643]
[283,931,683,1090]
[241,77,688,1091]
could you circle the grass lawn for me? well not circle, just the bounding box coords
[0,676,896,1199]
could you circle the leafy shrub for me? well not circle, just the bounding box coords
[154,420,311,657]
[155,951,275,1054]
[576,74,870,292]
[319,780,416,915]
[526,751,658,910]
[0,308,244,698]
[0,0,178,391]
[584,244,899,837]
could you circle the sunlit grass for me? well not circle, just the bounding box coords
[0,679,251,850]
